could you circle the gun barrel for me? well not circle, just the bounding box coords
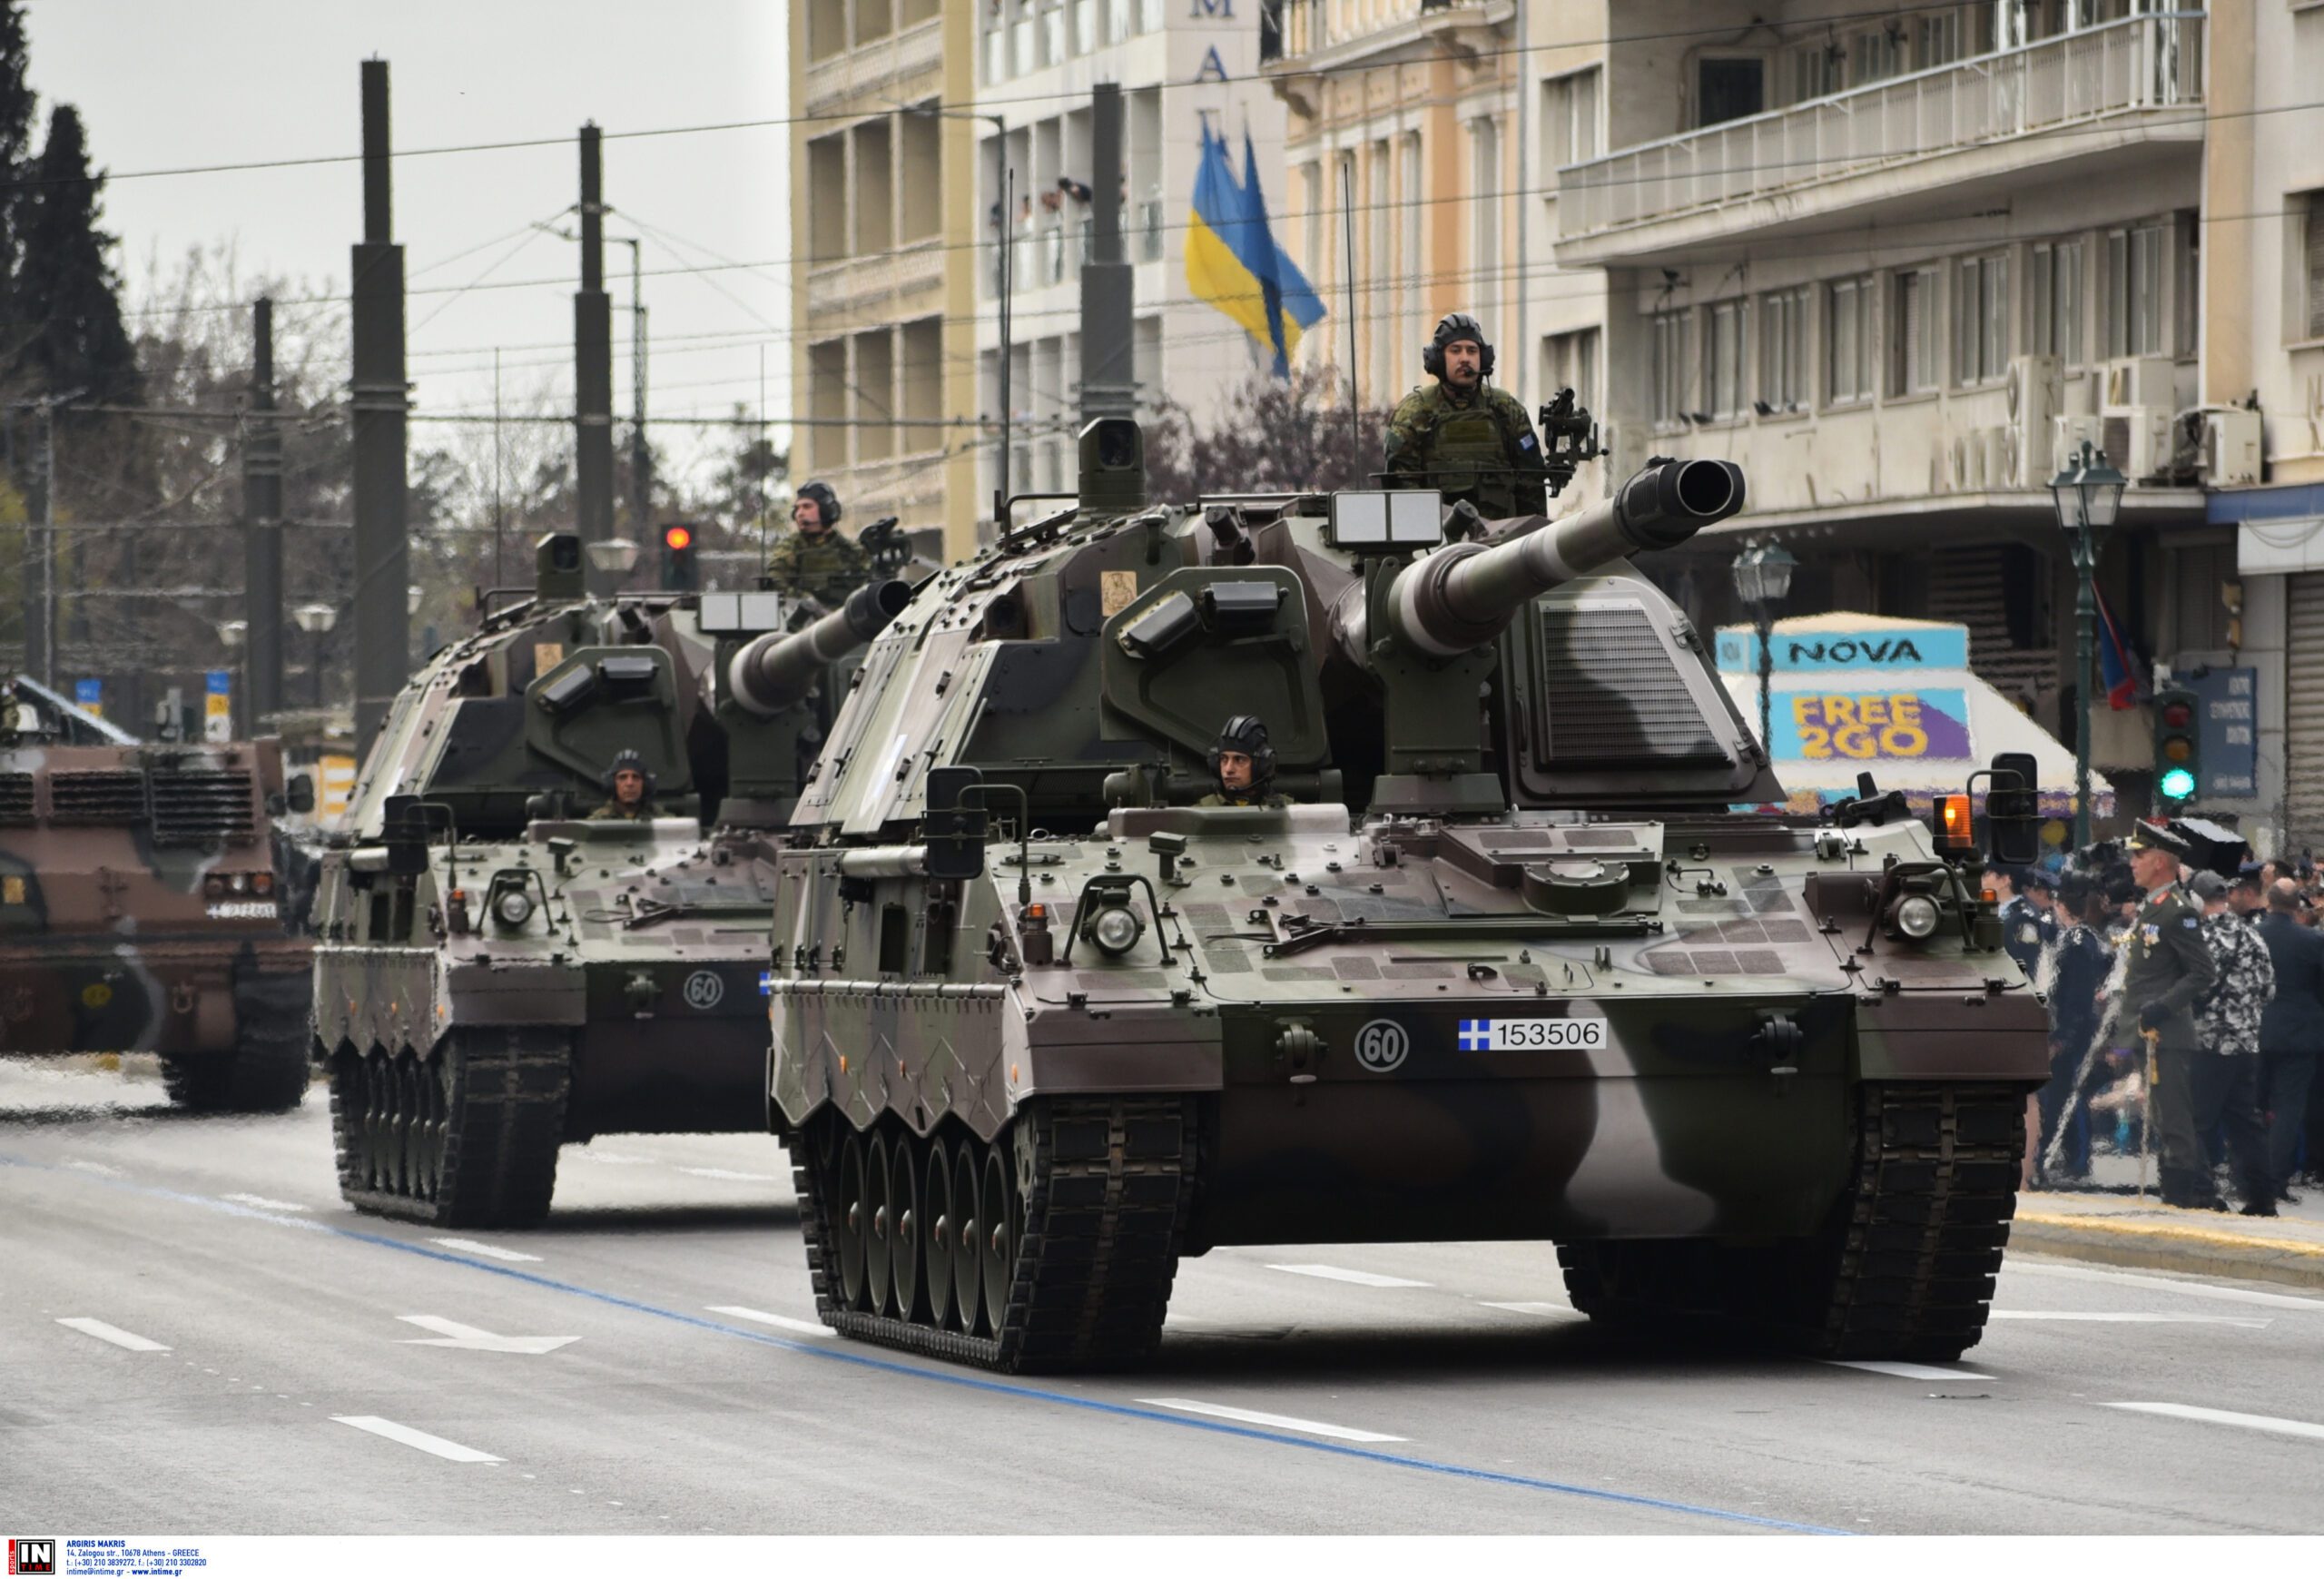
[1392,458,1743,656]
[727,578,912,716]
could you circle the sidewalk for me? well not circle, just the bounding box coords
[2014,1154,2324,1290]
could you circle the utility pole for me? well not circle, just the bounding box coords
[350,58,411,748]
[242,297,285,727]
[621,237,649,550]
[575,123,615,591]
[17,390,78,691]
[992,121,1010,529]
[1078,84,1134,425]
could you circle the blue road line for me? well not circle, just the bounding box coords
[4,1151,1853,1535]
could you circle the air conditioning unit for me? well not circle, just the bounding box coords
[2201,409,2262,486]
[2102,405,2174,479]
[2052,413,2103,478]
[2005,356,2060,487]
[2102,355,2176,410]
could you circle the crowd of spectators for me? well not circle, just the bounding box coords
[1997,839,2324,1213]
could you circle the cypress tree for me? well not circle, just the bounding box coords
[15,103,138,404]
[0,0,34,356]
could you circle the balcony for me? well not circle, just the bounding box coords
[1269,0,1511,74]
[805,238,947,318]
[801,15,946,116]
[1557,12,2204,266]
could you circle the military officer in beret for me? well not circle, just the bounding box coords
[2122,821,2224,1209]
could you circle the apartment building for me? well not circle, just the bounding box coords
[973,0,1290,507]
[1551,1,2245,829]
[792,0,983,561]
[1265,0,1527,414]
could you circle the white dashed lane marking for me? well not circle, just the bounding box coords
[1987,1310,2271,1327]
[1265,1263,1432,1288]
[707,1305,834,1337]
[2017,1262,2324,1312]
[56,1317,169,1352]
[675,1168,783,1183]
[2102,1402,2324,1442]
[222,1193,310,1212]
[430,1238,543,1263]
[1825,1360,1995,1381]
[1480,1301,1582,1318]
[332,1415,504,1463]
[1137,1398,1408,1443]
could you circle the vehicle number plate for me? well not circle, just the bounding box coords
[1458,1017,1608,1051]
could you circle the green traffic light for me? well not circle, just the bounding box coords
[2159,766,2197,801]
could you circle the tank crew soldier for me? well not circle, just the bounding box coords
[2121,821,2223,1209]
[2189,871,2278,1215]
[1196,715,1291,808]
[1384,312,1550,519]
[587,749,660,821]
[764,480,871,606]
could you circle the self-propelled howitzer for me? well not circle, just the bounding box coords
[310,532,910,1225]
[768,417,2050,1373]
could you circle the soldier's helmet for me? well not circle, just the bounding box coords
[1207,715,1275,793]
[1423,311,1495,379]
[605,748,655,798]
[795,480,842,527]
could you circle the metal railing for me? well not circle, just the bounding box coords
[1559,12,2205,239]
[1277,0,1495,60]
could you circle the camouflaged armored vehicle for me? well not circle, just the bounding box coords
[309,532,910,1225]
[0,676,314,1110]
[767,416,2050,1373]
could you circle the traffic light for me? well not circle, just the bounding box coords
[659,522,698,592]
[2152,685,2200,805]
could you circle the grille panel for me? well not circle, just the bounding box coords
[1534,605,1726,766]
[0,773,33,825]
[49,770,147,824]
[150,770,257,846]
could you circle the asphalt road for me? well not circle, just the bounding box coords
[5,1060,2321,1537]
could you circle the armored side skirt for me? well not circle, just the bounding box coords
[0,936,310,1057]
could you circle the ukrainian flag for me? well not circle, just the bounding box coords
[1185,126,1325,377]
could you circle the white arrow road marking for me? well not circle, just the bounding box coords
[56,1317,169,1352]
[430,1237,542,1263]
[397,1316,578,1355]
[1480,1300,1583,1318]
[1825,1360,1995,1381]
[1988,1310,2271,1327]
[1138,1398,1407,1443]
[2102,1402,2324,1442]
[331,1415,503,1463]
[706,1305,834,1337]
[222,1193,310,1212]
[677,1167,783,1182]
[1265,1263,1433,1288]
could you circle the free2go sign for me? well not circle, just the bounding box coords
[1769,689,1973,763]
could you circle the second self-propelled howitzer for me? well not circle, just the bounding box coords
[310,532,910,1226]
[768,416,2051,1374]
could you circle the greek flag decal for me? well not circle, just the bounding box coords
[1458,1019,1491,1051]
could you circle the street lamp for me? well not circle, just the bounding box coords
[2048,439,2127,849]
[1732,540,1797,758]
[291,601,338,710]
[217,619,247,650]
[586,538,640,580]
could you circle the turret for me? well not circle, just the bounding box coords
[725,580,913,718]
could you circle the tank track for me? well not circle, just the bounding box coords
[1557,1081,2024,1363]
[788,1096,1198,1374]
[327,1026,570,1228]
[160,972,313,1114]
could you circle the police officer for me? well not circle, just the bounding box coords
[2121,821,2223,1209]
[588,749,660,821]
[1196,716,1291,808]
[2189,870,2277,1215]
[1384,312,1550,519]
[764,480,871,606]
[1997,865,2057,980]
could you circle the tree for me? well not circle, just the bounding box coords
[14,103,138,404]
[1143,366,1388,504]
[0,0,35,352]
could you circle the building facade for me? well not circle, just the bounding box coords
[972,0,1292,511]
[791,0,983,561]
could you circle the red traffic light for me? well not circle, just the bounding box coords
[2160,699,2193,728]
[663,524,694,552]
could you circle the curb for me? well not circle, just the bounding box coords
[2010,1208,2324,1292]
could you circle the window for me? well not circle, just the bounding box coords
[1370,141,1393,403]
[1072,0,1094,54]
[1471,118,1501,331]
[1955,254,2009,385]
[1136,0,1161,33]
[1400,134,1423,356]
[1011,0,1035,75]
[1888,266,1938,396]
[1918,13,1961,67]
[1107,0,1129,44]
[1759,287,1809,410]
[1704,300,1745,419]
[2307,194,2324,340]
[1300,162,1322,294]
[1697,58,1765,126]
[2103,223,2165,358]
[1650,311,1689,428]
[1851,26,1904,84]
[1827,276,1874,405]
[2033,241,2085,366]
[1787,43,1840,104]
[1541,68,1600,178]
[1545,328,1600,412]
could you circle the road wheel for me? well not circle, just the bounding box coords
[980,1143,1015,1339]
[866,1129,895,1317]
[836,1127,869,1312]
[891,1131,923,1324]
[954,1141,984,1336]
[924,1136,955,1331]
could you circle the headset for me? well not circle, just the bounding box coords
[603,748,657,798]
[1206,715,1276,792]
[795,480,842,527]
[1421,311,1495,380]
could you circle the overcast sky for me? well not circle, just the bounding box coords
[24,0,793,485]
